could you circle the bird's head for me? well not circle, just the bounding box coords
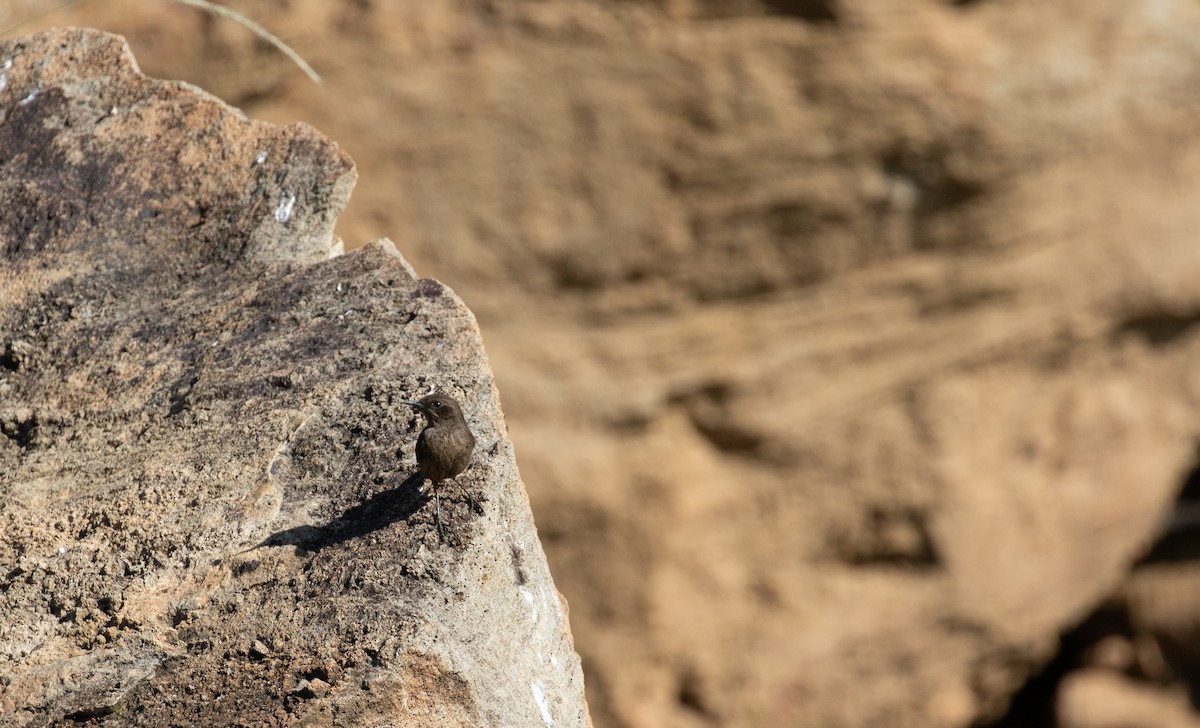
[405,392,465,424]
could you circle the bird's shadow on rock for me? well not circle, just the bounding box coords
[253,472,428,554]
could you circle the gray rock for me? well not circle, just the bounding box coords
[0,28,589,728]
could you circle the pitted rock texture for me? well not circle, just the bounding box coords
[0,28,589,728]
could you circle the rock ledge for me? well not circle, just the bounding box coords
[0,28,589,728]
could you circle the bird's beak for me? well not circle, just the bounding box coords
[404,400,423,409]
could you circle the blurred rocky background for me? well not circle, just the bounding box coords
[6,1,1200,726]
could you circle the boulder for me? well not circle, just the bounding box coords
[0,28,589,728]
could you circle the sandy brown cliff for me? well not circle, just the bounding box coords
[0,28,589,727]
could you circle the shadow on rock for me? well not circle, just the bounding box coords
[253,472,429,554]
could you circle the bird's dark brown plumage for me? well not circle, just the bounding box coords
[406,392,476,536]
[410,393,475,482]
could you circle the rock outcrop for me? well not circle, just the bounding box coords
[0,28,589,728]
[21,2,1200,726]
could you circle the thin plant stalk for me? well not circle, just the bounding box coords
[2,0,320,85]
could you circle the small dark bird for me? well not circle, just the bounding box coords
[405,391,476,537]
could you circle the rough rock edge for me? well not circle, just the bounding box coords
[0,28,590,728]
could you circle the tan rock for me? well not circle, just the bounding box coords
[1058,670,1200,728]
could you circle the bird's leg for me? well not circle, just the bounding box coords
[432,481,446,540]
